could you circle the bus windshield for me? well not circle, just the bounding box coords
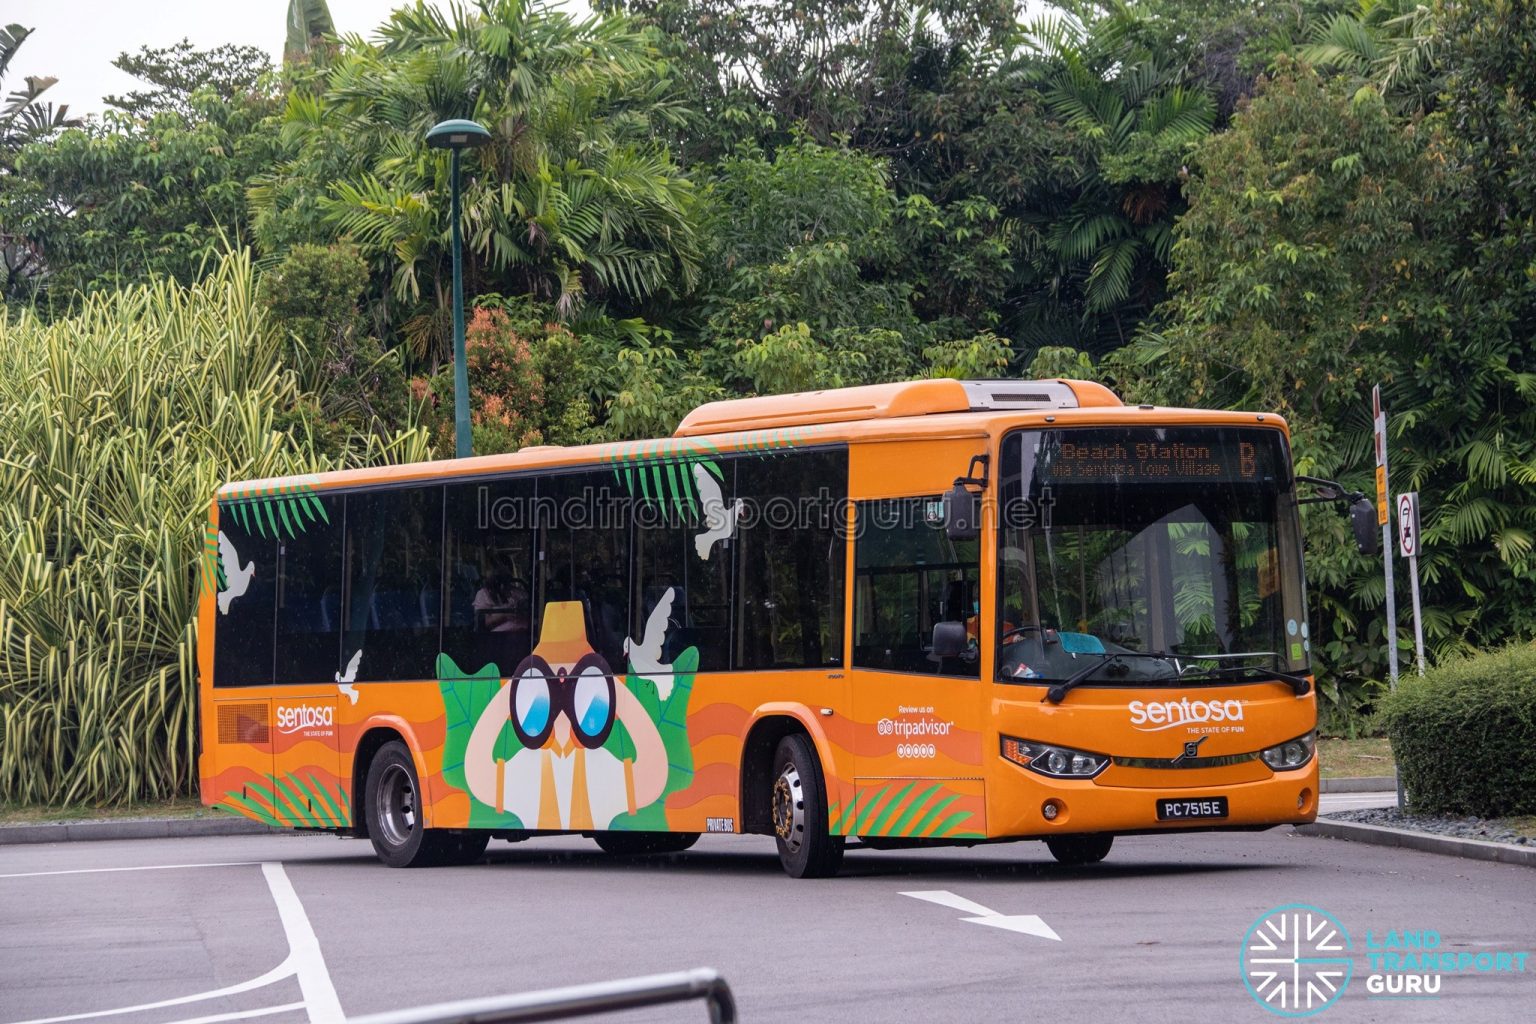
[995,426,1309,687]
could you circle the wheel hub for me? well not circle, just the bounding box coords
[378,763,416,847]
[772,763,805,853]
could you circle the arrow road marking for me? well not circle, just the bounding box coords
[901,889,1061,941]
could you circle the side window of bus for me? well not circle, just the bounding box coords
[442,477,536,679]
[632,458,732,673]
[853,496,980,677]
[275,493,344,684]
[213,505,276,686]
[537,471,632,670]
[342,487,443,682]
[734,449,848,670]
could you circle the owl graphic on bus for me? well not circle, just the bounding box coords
[463,589,684,830]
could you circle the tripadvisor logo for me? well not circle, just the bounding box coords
[1241,904,1353,1017]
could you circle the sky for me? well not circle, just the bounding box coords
[9,1,429,116]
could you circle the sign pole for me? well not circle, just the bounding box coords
[1373,386,1404,809]
[1374,386,1399,688]
[1398,492,1426,676]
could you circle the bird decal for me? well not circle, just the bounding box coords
[692,463,742,560]
[624,588,676,699]
[336,648,362,705]
[216,531,255,614]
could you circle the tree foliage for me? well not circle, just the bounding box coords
[1113,57,1536,706]
[7,0,1536,767]
[253,0,700,364]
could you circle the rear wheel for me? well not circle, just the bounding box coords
[771,734,844,878]
[365,741,461,868]
[593,831,700,856]
[1045,834,1114,865]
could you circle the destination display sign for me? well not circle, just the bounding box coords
[1033,428,1285,485]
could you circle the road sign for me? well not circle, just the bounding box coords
[1399,491,1427,677]
[1398,492,1419,557]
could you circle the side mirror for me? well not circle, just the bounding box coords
[945,483,979,541]
[1350,498,1380,555]
[931,621,968,659]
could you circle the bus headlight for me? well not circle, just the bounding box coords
[1260,731,1316,771]
[1001,736,1109,779]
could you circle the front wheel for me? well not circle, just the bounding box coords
[593,831,700,856]
[1045,834,1114,865]
[365,741,463,868]
[771,734,844,878]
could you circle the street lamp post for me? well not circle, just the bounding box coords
[426,118,492,459]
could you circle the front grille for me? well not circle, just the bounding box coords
[1112,751,1260,770]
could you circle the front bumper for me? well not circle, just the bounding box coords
[988,758,1319,838]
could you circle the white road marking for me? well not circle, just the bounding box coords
[901,889,1061,941]
[261,863,344,1024]
[2,861,343,1024]
[0,862,257,880]
[899,890,998,917]
[4,961,295,1024]
[960,914,1062,940]
[159,1004,305,1024]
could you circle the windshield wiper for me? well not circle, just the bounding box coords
[1042,651,1183,705]
[1175,652,1312,696]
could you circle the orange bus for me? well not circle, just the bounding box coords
[198,378,1341,877]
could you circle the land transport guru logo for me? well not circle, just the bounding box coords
[1240,903,1530,1016]
[1241,904,1354,1017]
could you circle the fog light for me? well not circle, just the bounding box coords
[1042,801,1059,821]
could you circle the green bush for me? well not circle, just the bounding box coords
[0,253,427,806]
[1377,644,1536,817]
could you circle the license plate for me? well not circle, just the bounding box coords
[1156,796,1229,821]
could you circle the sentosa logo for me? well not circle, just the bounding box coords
[275,704,334,734]
[1129,697,1244,732]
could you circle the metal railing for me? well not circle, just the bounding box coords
[345,968,737,1024]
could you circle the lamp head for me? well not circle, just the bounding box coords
[426,119,491,150]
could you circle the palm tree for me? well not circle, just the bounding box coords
[252,0,699,365]
[285,0,336,66]
[1299,1,1441,112]
[2,24,81,169]
[2,23,81,302]
[1015,2,1215,337]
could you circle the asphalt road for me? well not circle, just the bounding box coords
[1,826,1531,1024]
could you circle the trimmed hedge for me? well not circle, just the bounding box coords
[1377,643,1536,817]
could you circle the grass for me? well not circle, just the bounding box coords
[1317,736,1396,779]
[1500,816,1536,839]
[0,797,221,826]
[0,254,428,806]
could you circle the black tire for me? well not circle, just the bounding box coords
[771,734,844,878]
[365,741,457,868]
[593,831,700,856]
[1045,834,1114,865]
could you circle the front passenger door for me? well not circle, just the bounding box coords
[848,496,986,841]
